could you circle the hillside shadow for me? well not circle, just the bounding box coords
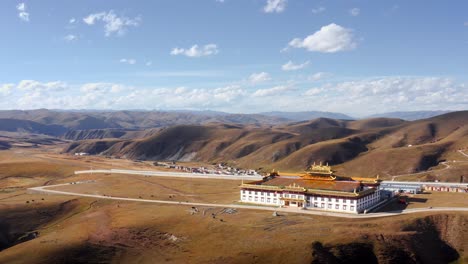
[408,197,428,204]
[402,216,460,263]
[0,199,85,252]
[311,241,378,264]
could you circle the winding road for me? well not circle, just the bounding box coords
[28,182,468,219]
[391,149,468,181]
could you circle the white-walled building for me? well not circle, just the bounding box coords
[240,164,381,214]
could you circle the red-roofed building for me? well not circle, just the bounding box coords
[240,163,381,214]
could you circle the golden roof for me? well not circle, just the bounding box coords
[306,162,333,175]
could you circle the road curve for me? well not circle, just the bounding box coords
[391,161,452,181]
[389,149,468,181]
[458,149,468,158]
[28,183,468,219]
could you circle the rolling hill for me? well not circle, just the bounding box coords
[2,109,450,139]
[0,119,67,136]
[63,111,468,178]
[0,109,290,132]
[367,110,453,121]
[259,111,354,121]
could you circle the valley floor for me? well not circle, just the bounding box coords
[0,146,467,263]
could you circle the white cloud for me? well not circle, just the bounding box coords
[0,84,14,96]
[263,0,287,13]
[69,18,76,24]
[249,72,271,84]
[303,77,468,115]
[3,77,467,116]
[64,34,78,42]
[304,87,324,96]
[146,61,153,66]
[135,70,222,78]
[16,3,29,22]
[282,60,310,71]
[311,7,326,14]
[309,72,332,81]
[170,44,219,58]
[17,80,67,92]
[120,58,137,65]
[253,85,294,97]
[136,85,247,109]
[286,23,356,53]
[16,3,26,11]
[81,83,125,94]
[349,8,360,16]
[83,10,141,36]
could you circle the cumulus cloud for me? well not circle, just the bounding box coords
[0,84,14,96]
[120,58,137,65]
[17,80,67,92]
[2,77,467,116]
[304,87,324,96]
[282,60,310,71]
[263,0,287,13]
[309,72,332,81]
[80,83,125,94]
[303,77,468,115]
[16,3,29,22]
[125,85,247,110]
[170,44,219,58]
[83,10,141,36]
[1,80,248,111]
[286,23,356,53]
[249,72,271,84]
[64,34,78,42]
[349,8,360,16]
[311,7,326,14]
[253,85,294,97]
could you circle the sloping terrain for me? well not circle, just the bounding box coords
[0,109,291,133]
[311,214,467,264]
[367,110,453,121]
[0,131,64,149]
[259,111,354,121]
[0,119,67,136]
[62,111,468,178]
[63,129,128,141]
[0,150,466,263]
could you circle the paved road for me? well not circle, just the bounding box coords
[458,149,468,158]
[28,183,468,219]
[75,169,263,181]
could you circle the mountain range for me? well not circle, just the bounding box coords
[366,110,453,121]
[62,111,468,180]
[0,109,460,138]
[0,109,466,180]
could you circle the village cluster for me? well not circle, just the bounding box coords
[155,161,260,176]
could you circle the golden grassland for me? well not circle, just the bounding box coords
[2,189,466,264]
[0,147,467,263]
[49,174,242,204]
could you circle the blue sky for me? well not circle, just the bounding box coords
[0,0,467,116]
